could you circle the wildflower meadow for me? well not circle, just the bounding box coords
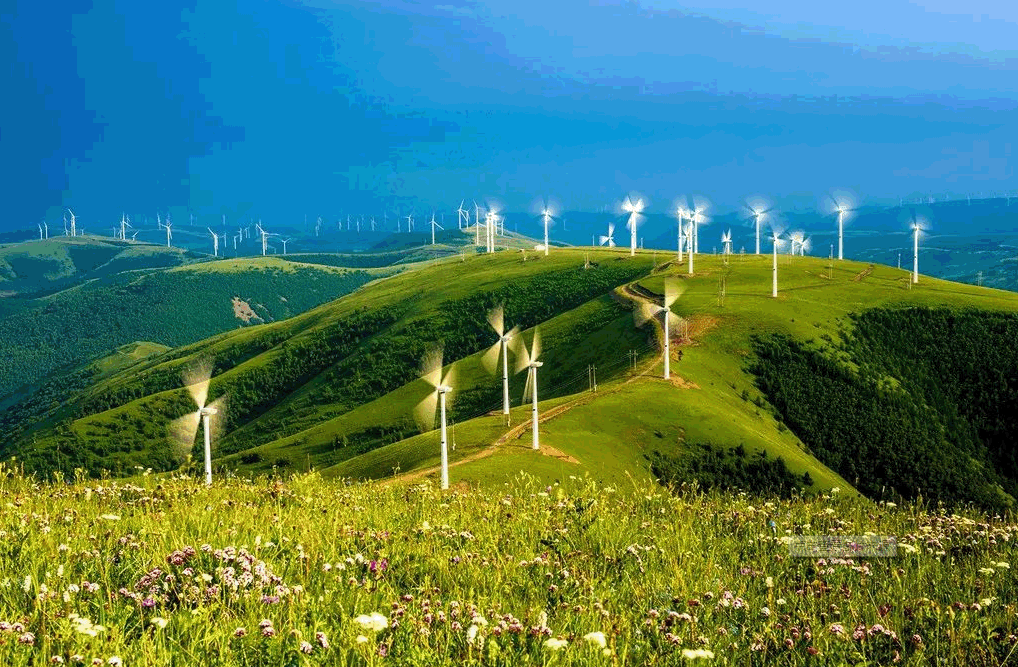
[0,467,1015,666]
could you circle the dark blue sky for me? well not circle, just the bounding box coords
[2,0,1016,229]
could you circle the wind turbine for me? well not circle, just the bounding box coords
[158,218,173,247]
[685,222,694,275]
[119,214,132,241]
[170,362,228,485]
[482,305,520,420]
[38,223,44,240]
[414,349,456,490]
[67,209,77,237]
[208,228,221,256]
[721,229,733,262]
[430,212,443,245]
[514,329,543,450]
[771,229,783,297]
[690,199,710,255]
[43,221,48,239]
[910,212,927,284]
[256,223,269,256]
[789,231,804,257]
[743,197,773,255]
[540,203,555,256]
[622,196,645,257]
[636,280,683,379]
[599,223,616,248]
[674,206,689,262]
[457,201,469,230]
[827,194,855,261]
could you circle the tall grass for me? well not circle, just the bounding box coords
[0,465,1015,665]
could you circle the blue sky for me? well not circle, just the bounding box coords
[2,0,1015,228]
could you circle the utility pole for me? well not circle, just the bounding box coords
[588,365,598,392]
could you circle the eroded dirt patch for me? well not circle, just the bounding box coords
[232,297,262,323]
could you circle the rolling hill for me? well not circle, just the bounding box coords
[4,245,1018,509]
[0,253,396,405]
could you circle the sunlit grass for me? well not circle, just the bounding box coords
[0,467,1015,665]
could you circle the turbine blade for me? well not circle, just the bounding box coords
[531,328,541,362]
[487,305,505,337]
[414,391,439,432]
[168,411,201,460]
[663,279,684,309]
[182,360,213,409]
[522,367,533,402]
[441,365,457,402]
[513,336,531,373]
[635,302,663,327]
[421,348,443,389]
[481,339,502,374]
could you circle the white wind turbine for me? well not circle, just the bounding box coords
[457,200,469,230]
[158,217,173,247]
[170,362,228,485]
[515,329,543,450]
[690,198,710,255]
[481,305,521,420]
[789,230,804,257]
[119,214,132,241]
[636,279,683,379]
[827,193,855,261]
[910,212,927,284]
[68,209,77,237]
[281,238,292,255]
[540,202,556,256]
[43,221,49,239]
[430,212,444,245]
[256,223,269,256]
[414,349,456,490]
[599,222,616,249]
[622,195,646,256]
[38,223,44,240]
[685,221,695,275]
[721,229,733,262]
[771,228,784,297]
[743,197,773,255]
[208,228,221,256]
[674,205,690,262]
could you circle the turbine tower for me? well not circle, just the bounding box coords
[515,329,543,450]
[911,213,927,284]
[829,195,854,261]
[414,349,456,490]
[282,238,292,255]
[208,228,220,256]
[67,209,77,237]
[482,305,520,420]
[636,280,683,379]
[170,362,228,486]
[771,230,783,297]
[675,207,687,262]
[540,204,554,256]
[430,212,444,245]
[119,214,132,240]
[256,223,269,256]
[457,201,469,230]
[743,198,772,255]
[622,196,645,257]
[158,218,173,247]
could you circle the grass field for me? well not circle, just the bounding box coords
[0,469,1014,666]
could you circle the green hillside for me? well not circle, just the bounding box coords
[0,256,392,424]
[4,247,1018,510]
[0,237,197,295]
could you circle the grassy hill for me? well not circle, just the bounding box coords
[0,237,200,295]
[4,245,1018,509]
